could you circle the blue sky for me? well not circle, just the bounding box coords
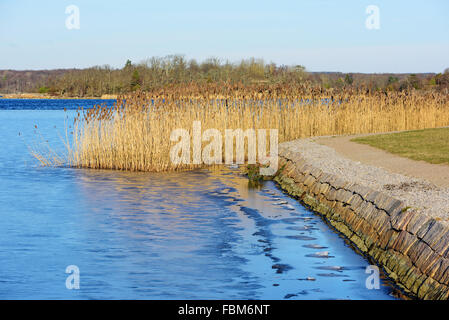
[1,0,448,72]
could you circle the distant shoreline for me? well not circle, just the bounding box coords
[0,93,117,100]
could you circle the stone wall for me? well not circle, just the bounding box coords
[274,147,449,300]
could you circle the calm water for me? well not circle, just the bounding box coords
[0,99,396,300]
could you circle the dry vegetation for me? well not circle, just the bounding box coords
[33,83,449,172]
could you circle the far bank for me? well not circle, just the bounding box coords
[0,93,118,100]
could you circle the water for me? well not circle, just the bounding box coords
[0,98,116,110]
[0,99,396,300]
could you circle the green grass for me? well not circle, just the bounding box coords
[351,127,449,165]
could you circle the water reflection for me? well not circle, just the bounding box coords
[71,168,262,299]
[62,167,397,300]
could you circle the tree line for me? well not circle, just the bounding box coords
[1,55,448,96]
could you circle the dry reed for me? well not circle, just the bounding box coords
[33,84,449,172]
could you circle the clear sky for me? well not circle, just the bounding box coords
[1,0,448,73]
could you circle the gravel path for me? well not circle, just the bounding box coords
[280,139,449,223]
[317,135,449,188]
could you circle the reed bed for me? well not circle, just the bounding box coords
[34,84,449,172]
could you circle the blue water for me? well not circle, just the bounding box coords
[0,99,397,300]
[0,98,116,110]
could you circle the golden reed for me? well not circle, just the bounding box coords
[33,83,449,172]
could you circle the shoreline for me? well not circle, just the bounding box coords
[274,139,449,299]
[0,93,118,100]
